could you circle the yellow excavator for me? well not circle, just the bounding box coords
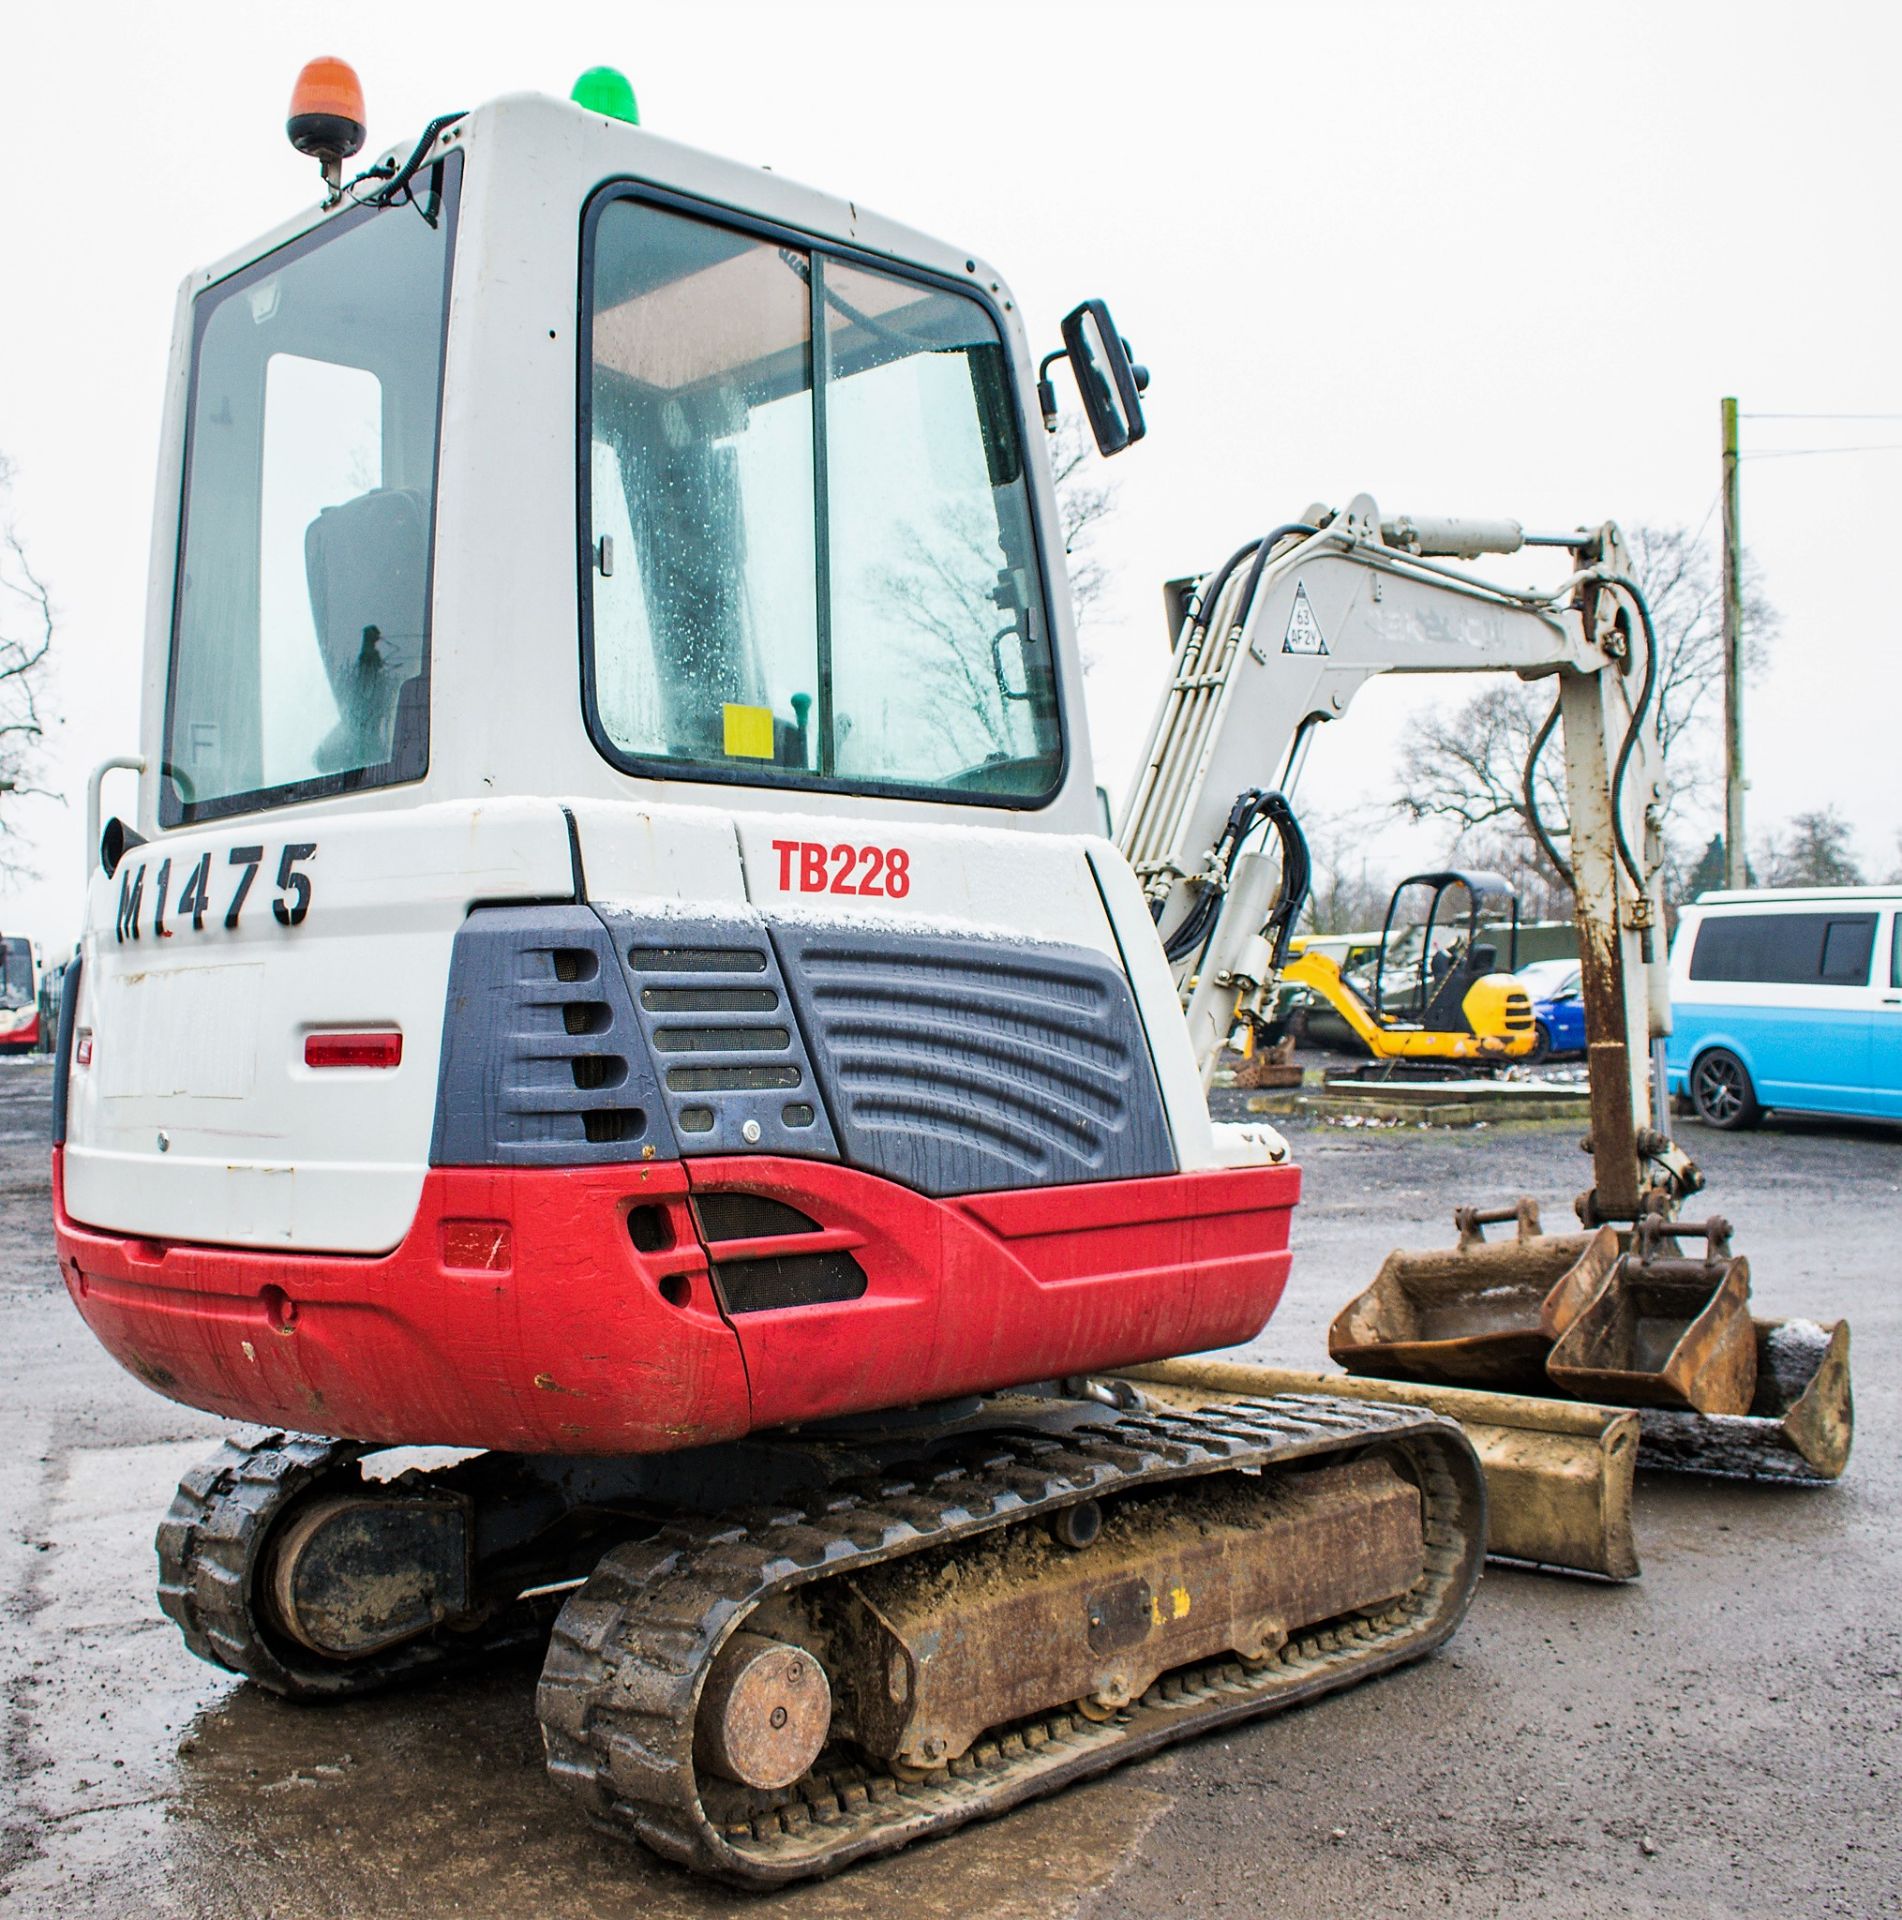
[1279,870,1536,1064]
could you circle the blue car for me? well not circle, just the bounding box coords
[1515,959,1583,1061]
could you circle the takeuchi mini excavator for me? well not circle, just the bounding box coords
[55,63,1710,1885]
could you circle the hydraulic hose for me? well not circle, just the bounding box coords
[1223,525,1320,641]
[1151,525,1322,944]
[1593,573,1661,897]
[1163,787,1310,977]
[1523,691,1574,890]
[1183,540,1263,643]
[1258,792,1312,972]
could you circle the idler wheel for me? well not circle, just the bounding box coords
[694,1632,832,1790]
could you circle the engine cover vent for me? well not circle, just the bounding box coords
[595,910,840,1162]
[769,921,1175,1197]
[431,907,672,1167]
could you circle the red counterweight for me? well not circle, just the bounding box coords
[55,1149,1298,1454]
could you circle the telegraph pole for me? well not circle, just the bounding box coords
[1720,396,1747,886]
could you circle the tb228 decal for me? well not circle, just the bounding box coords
[770,838,911,898]
[115,843,317,943]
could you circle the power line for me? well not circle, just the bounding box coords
[1741,411,1902,421]
[1689,485,1722,549]
[1741,443,1902,459]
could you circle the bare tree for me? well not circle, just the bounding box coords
[1441,825,1575,921]
[1621,524,1777,797]
[863,414,1120,769]
[0,457,57,867]
[1393,524,1777,889]
[869,501,1029,768]
[1299,809,1395,934]
[1757,807,1865,887]
[1046,414,1118,632]
[1393,682,1570,883]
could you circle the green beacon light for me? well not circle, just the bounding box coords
[571,66,639,125]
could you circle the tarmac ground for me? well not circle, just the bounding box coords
[2,1056,1896,1918]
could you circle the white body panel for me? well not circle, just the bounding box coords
[71,92,1241,1252]
[67,801,571,1251]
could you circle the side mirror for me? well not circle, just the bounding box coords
[1058,299,1147,456]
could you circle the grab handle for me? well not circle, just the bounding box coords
[86,756,145,876]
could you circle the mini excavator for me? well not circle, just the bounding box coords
[1278,869,1537,1068]
[55,63,1719,1884]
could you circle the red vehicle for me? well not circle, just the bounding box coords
[0,936,40,1053]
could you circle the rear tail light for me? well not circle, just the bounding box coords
[304,1030,403,1069]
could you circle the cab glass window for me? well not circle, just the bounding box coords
[583,195,1061,803]
[162,154,460,825]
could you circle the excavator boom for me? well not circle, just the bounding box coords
[1116,499,1687,1223]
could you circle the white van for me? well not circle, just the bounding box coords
[1665,887,1902,1128]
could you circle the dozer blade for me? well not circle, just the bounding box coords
[1119,1359,1638,1582]
[1635,1318,1853,1483]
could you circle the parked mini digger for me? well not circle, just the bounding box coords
[55,63,1714,1885]
[1274,870,1536,1067]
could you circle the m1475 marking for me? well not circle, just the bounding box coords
[116,843,318,943]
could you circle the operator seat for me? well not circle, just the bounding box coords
[304,487,429,774]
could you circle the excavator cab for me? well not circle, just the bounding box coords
[1373,870,1522,1033]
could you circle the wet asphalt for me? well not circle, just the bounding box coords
[1,1057,1896,1918]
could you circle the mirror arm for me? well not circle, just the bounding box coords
[1035,349,1064,432]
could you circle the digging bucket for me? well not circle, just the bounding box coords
[1545,1218,1757,1416]
[1635,1318,1852,1481]
[1328,1199,1615,1395]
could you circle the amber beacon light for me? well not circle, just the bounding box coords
[287,57,367,195]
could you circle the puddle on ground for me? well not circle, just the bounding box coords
[4,1439,1172,1919]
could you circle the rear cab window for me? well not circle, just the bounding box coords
[161,154,462,826]
[580,190,1062,806]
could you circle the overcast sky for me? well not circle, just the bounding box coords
[2,0,1897,956]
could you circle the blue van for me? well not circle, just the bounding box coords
[1665,888,1902,1128]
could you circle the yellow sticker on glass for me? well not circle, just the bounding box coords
[722,703,775,760]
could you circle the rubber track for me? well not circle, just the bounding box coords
[537,1395,1484,1885]
[156,1432,546,1698]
